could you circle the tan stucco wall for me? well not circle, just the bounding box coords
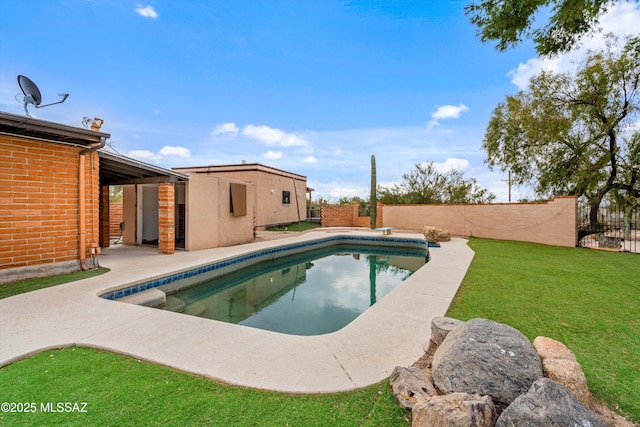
[185,174,254,250]
[215,178,255,247]
[382,196,577,247]
[253,172,306,227]
[174,166,306,227]
[184,174,219,250]
[122,185,137,245]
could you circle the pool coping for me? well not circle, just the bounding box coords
[0,229,474,393]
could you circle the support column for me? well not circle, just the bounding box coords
[99,186,110,248]
[158,182,175,254]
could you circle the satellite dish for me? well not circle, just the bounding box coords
[17,75,69,117]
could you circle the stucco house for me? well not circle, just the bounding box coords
[173,163,308,229]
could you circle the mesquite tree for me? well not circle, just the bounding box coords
[483,36,640,227]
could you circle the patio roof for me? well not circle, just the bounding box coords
[0,111,109,147]
[98,150,189,186]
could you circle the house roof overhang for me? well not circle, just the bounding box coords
[173,163,307,180]
[0,111,109,147]
[98,151,190,186]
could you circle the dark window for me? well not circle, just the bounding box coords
[282,191,291,204]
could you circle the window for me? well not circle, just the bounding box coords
[230,183,247,216]
[282,190,291,204]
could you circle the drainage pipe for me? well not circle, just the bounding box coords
[79,134,106,270]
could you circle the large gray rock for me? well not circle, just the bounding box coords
[412,393,497,427]
[496,378,607,427]
[432,318,543,406]
[390,366,437,411]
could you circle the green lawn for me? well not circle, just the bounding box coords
[1,238,638,425]
[447,238,639,422]
[0,347,408,426]
[0,268,108,300]
[265,220,321,232]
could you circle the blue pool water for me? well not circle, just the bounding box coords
[161,244,427,335]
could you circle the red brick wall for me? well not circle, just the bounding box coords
[321,202,383,228]
[321,205,353,227]
[109,202,123,238]
[158,183,175,254]
[0,135,100,270]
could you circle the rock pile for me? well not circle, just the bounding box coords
[390,317,609,427]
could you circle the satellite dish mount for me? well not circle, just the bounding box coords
[17,75,69,117]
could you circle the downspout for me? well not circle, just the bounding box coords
[79,119,106,270]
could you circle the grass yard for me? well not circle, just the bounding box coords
[447,238,639,423]
[0,268,108,300]
[0,238,637,425]
[265,220,321,232]
[0,347,408,426]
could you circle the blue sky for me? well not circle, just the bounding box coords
[1,1,638,202]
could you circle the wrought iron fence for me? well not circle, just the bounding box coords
[577,201,639,254]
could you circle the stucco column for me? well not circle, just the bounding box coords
[158,182,175,254]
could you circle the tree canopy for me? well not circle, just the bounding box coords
[465,0,621,55]
[378,162,496,204]
[483,36,640,221]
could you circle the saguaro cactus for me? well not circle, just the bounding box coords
[370,154,377,229]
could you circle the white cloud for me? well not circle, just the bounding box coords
[427,104,469,129]
[127,149,158,162]
[127,145,190,164]
[432,157,471,173]
[263,150,282,160]
[159,145,191,157]
[211,122,239,137]
[302,156,317,164]
[509,2,640,90]
[242,124,308,147]
[328,186,367,201]
[135,4,158,19]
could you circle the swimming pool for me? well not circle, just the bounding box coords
[101,235,428,334]
[161,244,427,335]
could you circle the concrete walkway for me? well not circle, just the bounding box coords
[0,230,474,393]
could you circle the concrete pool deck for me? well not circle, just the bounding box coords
[0,229,474,393]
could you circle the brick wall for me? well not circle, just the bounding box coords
[158,182,175,254]
[321,197,577,247]
[321,205,353,227]
[0,135,100,271]
[321,202,383,228]
[109,202,123,238]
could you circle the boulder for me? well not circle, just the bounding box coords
[412,393,497,427]
[390,366,438,411]
[432,318,543,406]
[422,226,451,243]
[495,378,607,427]
[533,336,577,361]
[542,358,591,407]
[534,336,591,407]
